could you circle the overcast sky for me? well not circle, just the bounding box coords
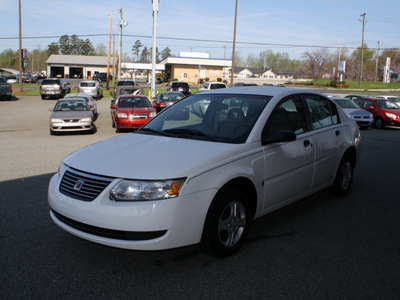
[1,0,399,61]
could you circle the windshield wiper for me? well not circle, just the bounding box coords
[137,128,171,137]
[164,128,216,141]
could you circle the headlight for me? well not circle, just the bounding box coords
[386,112,397,119]
[117,113,128,118]
[149,112,156,118]
[110,179,185,201]
[51,118,63,122]
[57,162,67,177]
[81,117,92,122]
[346,113,354,119]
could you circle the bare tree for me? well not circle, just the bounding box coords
[301,48,333,79]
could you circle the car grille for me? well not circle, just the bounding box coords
[129,114,147,120]
[60,168,115,201]
[63,119,80,123]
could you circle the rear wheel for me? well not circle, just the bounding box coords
[330,154,354,196]
[201,187,250,257]
[41,95,46,100]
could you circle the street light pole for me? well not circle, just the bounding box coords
[151,0,159,99]
[18,0,23,92]
[230,0,238,87]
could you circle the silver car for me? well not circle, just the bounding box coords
[49,98,95,135]
[333,98,373,128]
[78,80,103,100]
[64,93,97,118]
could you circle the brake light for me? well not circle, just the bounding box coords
[89,105,93,108]
[189,88,191,93]
[96,84,99,88]
[159,101,164,106]
[170,88,173,92]
[40,85,42,89]
[9,85,12,92]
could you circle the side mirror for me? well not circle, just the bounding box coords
[48,107,53,112]
[110,105,115,109]
[367,105,375,110]
[110,92,114,97]
[262,130,296,145]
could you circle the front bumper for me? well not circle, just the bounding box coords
[50,121,94,132]
[116,118,149,129]
[48,173,214,250]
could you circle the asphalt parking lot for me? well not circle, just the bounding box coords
[1,96,400,299]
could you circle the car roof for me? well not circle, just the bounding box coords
[198,86,323,98]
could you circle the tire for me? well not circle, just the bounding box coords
[201,187,250,257]
[329,154,354,196]
[112,120,115,128]
[375,117,385,129]
[41,95,46,100]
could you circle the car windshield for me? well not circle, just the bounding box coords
[80,82,96,87]
[160,93,184,101]
[375,100,398,109]
[42,79,59,85]
[138,93,271,144]
[117,81,136,86]
[118,97,151,108]
[334,99,360,109]
[210,84,226,89]
[172,83,189,88]
[54,101,89,111]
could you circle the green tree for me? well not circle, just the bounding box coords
[94,43,107,56]
[132,40,143,61]
[160,47,172,60]
[59,35,71,55]
[0,49,19,69]
[140,46,150,62]
[47,42,59,55]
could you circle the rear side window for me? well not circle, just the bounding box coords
[304,95,339,129]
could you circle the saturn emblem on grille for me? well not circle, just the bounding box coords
[74,180,84,191]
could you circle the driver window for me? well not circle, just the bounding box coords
[264,95,307,135]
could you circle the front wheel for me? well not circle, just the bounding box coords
[375,117,385,129]
[201,187,250,257]
[329,154,354,196]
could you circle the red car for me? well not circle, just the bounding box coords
[354,97,400,129]
[110,95,156,132]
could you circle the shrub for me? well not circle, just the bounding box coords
[217,78,222,82]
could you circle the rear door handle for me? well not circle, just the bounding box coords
[304,140,312,147]
[335,130,341,136]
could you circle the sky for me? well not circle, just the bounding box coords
[1,0,399,62]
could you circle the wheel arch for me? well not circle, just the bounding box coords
[216,177,258,219]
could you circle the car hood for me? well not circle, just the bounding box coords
[343,108,372,117]
[64,133,245,180]
[116,107,154,114]
[51,111,92,119]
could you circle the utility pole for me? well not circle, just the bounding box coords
[151,0,159,99]
[337,44,342,81]
[106,13,112,89]
[230,0,238,87]
[358,12,366,88]
[375,41,380,82]
[119,8,123,82]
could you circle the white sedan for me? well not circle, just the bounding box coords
[48,86,361,257]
